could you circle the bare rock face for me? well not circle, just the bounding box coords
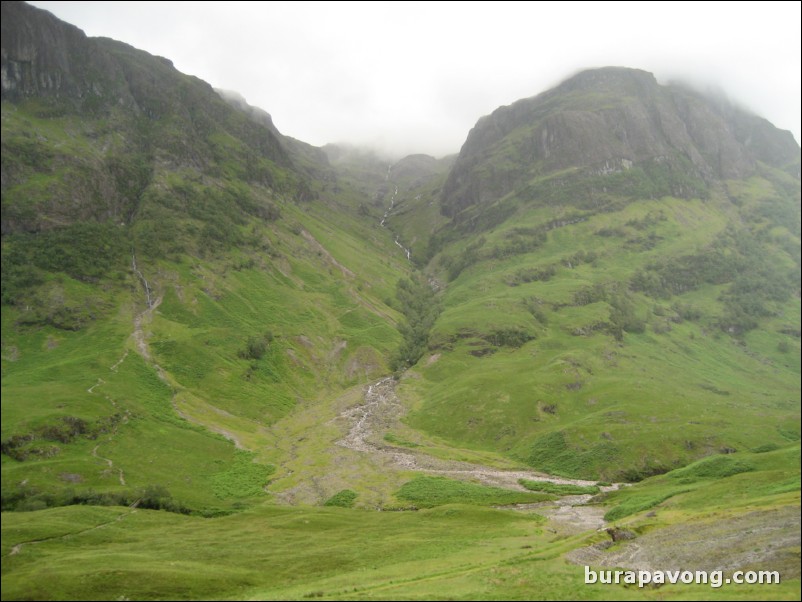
[605,526,637,542]
[442,67,799,218]
[1,1,131,106]
[1,1,299,234]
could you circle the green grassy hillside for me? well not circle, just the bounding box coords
[401,171,800,481]
[1,5,799,600]
[1,194,409,513]
[1,0,412,515]
[1,77,411,515]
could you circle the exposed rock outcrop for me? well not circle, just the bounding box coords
[442,67,799,217]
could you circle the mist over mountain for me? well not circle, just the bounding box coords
[442,67,799,218]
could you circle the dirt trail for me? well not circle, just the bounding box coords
[336,377,618,530]
[79,273,158,489]
[300,229,354,278]
[8,508,137,556]
[85,348,132,486]
[90,443,125,486]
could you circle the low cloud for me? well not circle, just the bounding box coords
[31,1,802,155]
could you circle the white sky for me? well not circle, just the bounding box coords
[30,1,802,158]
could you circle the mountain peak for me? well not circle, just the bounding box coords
[556,66,658,92]
[441,67,799,217]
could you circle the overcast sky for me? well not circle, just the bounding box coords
[30,1,802,158]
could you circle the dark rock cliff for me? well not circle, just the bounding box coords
[1,1,299,233]
[1,0,130,104]
[442,67,799,217]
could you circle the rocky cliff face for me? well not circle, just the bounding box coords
[1,1,127,103]
[442,67,799,217]
[1,1,299,234]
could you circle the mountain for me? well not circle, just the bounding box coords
[1,0,408,512]
[2,3,800,600]
[442,67,799,219]
[398,68,800,481]
[1,0,307,238]
[320,144,454,262]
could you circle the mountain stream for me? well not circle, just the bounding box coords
[336,376,618,531]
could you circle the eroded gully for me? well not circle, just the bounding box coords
[336,376,619,531]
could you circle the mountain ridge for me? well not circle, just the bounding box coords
[1,4,799,600]
[441,66,799,218]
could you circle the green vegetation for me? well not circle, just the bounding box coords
[0,504,590,602]
[1,87,408,518]
[210,450,275,500]
[2,223,128,298]
[4,486,799,601]
[520,432,621,480]
[602,445,799,521]
[631,227,798,334]
[1,17,799,599]
[1,207,406,511]
[604,489,686,522]
[518,479,600,495]
[237,331,274,360]
[668,454,755,481]
[390,276,441,371]
[395,476,553,508]
[323,489,358,508]
[1,483,193,515]
[383,432,420,448]
[401,176,800,482]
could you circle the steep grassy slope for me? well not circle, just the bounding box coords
[1,1,409,513]
[397,69,800,482]
[401,173,800,481]
[1,189,409,513]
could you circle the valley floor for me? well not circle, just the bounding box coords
[6,373,799,601]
